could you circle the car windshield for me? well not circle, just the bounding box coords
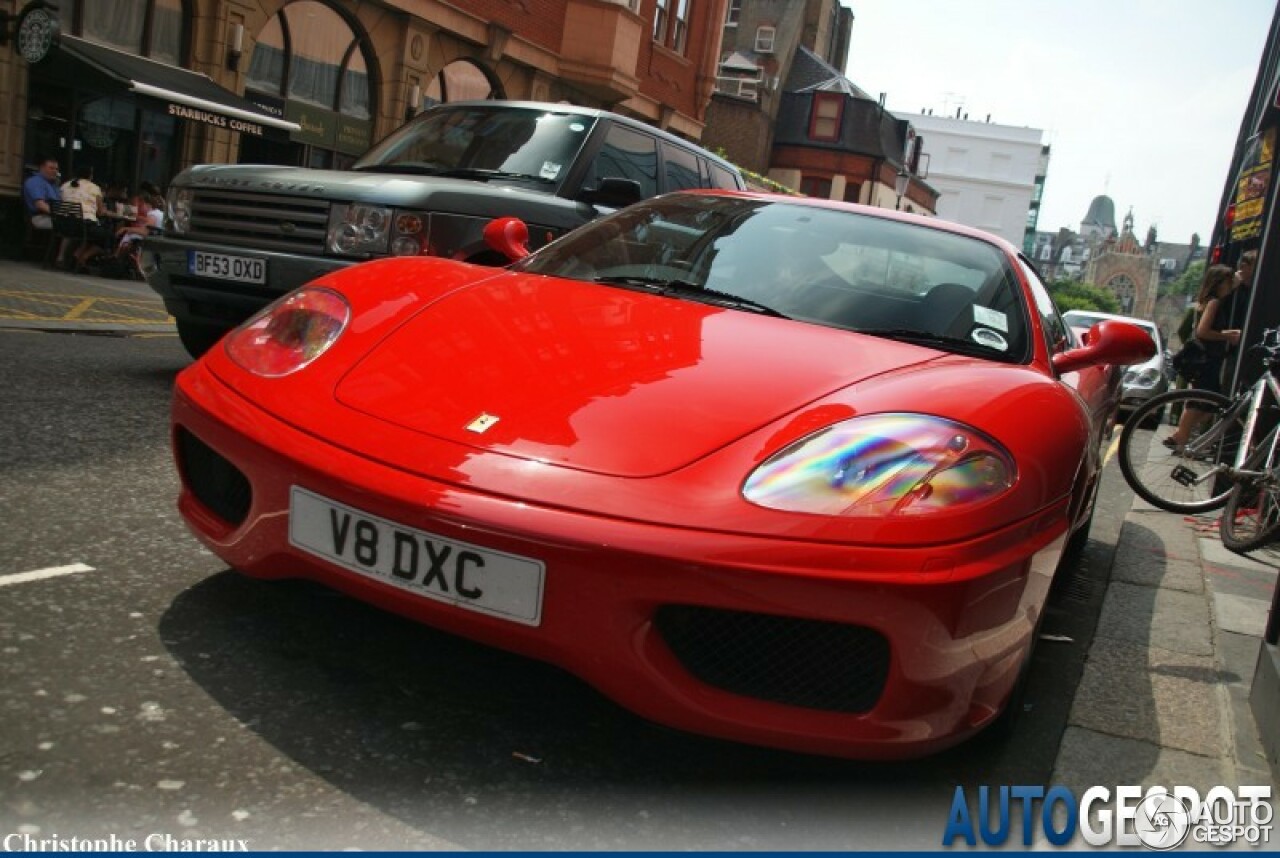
[513,194,1030,361]
[353,105,596,187]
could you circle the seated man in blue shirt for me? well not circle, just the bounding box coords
[22,157,61,230]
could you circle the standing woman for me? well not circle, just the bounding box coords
[1166,264,1242,448]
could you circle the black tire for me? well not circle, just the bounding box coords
[1219,433,1280,553]
[176,320,228,360]
[1118,388,1239,514]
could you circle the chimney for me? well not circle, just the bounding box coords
[878,92,886,107]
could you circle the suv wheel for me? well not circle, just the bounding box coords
[177,321,227,360]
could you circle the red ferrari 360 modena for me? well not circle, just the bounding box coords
[170,191,1153,758]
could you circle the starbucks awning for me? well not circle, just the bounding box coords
[42,35,301,139]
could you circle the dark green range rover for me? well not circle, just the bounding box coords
[144,100,745,357]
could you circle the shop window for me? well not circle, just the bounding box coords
[246,16,286,96]
[285,4,348,110]
[245,1,375,165]
[74,0,188,62]
[809,93,843,142]
[424,60,500,108]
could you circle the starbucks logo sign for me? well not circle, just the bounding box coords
[15,4,59,64]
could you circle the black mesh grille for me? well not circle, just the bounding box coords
[177,427,252,526]
[654,605,890,713]
[188,190,331,254]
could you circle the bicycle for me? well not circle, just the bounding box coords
[1217,432,1280,551]
[1118,327,1280,521]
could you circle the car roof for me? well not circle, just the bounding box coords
[440,99,742,174]
[1062,309,1159,333]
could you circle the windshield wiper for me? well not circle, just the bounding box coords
[853,328,992,354]
[592,276,790,319]
[424,167,555,184]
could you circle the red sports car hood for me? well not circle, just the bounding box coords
[335,273,942,477]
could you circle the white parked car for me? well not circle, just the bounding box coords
[1063,310,1169,418]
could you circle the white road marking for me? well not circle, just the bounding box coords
[0,563,95,587]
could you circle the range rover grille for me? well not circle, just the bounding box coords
[188,190,332,254]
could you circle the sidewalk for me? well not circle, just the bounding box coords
[0,256,174,334]
[1052,436,1279,806]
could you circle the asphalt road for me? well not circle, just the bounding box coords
[0,328,1137,850]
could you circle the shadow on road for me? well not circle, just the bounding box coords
[156,547,1108,849]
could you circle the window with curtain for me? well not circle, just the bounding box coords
[808,93,843,142]
[78,0,186,61]
[246,2,373,119]
[424,60,498,107]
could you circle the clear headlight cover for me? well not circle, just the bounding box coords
[1124,368,1162,388]
[743,414,1016,517]
[327,203,393,256]
[168,187,193,234]
[225,288,350,377]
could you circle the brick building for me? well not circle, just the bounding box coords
[0,0,727,241]
[701,0,934,212]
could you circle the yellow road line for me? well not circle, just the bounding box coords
[1103,433,1121,468]
[62,297,97,320]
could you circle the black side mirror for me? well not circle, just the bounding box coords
[578,177,643,209]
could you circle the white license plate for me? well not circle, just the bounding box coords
[288,486,545,626]
[187,250,267,284]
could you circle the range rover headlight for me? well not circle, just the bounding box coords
[743,413,1015,517]
[327,204,393,256]
[168,187,193,235]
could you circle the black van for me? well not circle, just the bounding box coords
[144,100,746,357]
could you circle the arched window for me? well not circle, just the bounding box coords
[423,60,501,107]
[245,1,374,167]
[247,1,372,119]
[62,0,187,63]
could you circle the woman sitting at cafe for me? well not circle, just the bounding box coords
[60,166,114,270]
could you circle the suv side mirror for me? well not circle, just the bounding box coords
[577,177,643,209]
[483,216,531,262]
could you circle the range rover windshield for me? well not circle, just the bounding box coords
[353,105,597,188]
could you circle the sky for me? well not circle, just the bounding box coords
[844,0,1275,243]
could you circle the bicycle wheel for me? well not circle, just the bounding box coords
[1220,430,1280,552]
[1118,388,1240,513]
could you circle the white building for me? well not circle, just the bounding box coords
[894,112,1047,248]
